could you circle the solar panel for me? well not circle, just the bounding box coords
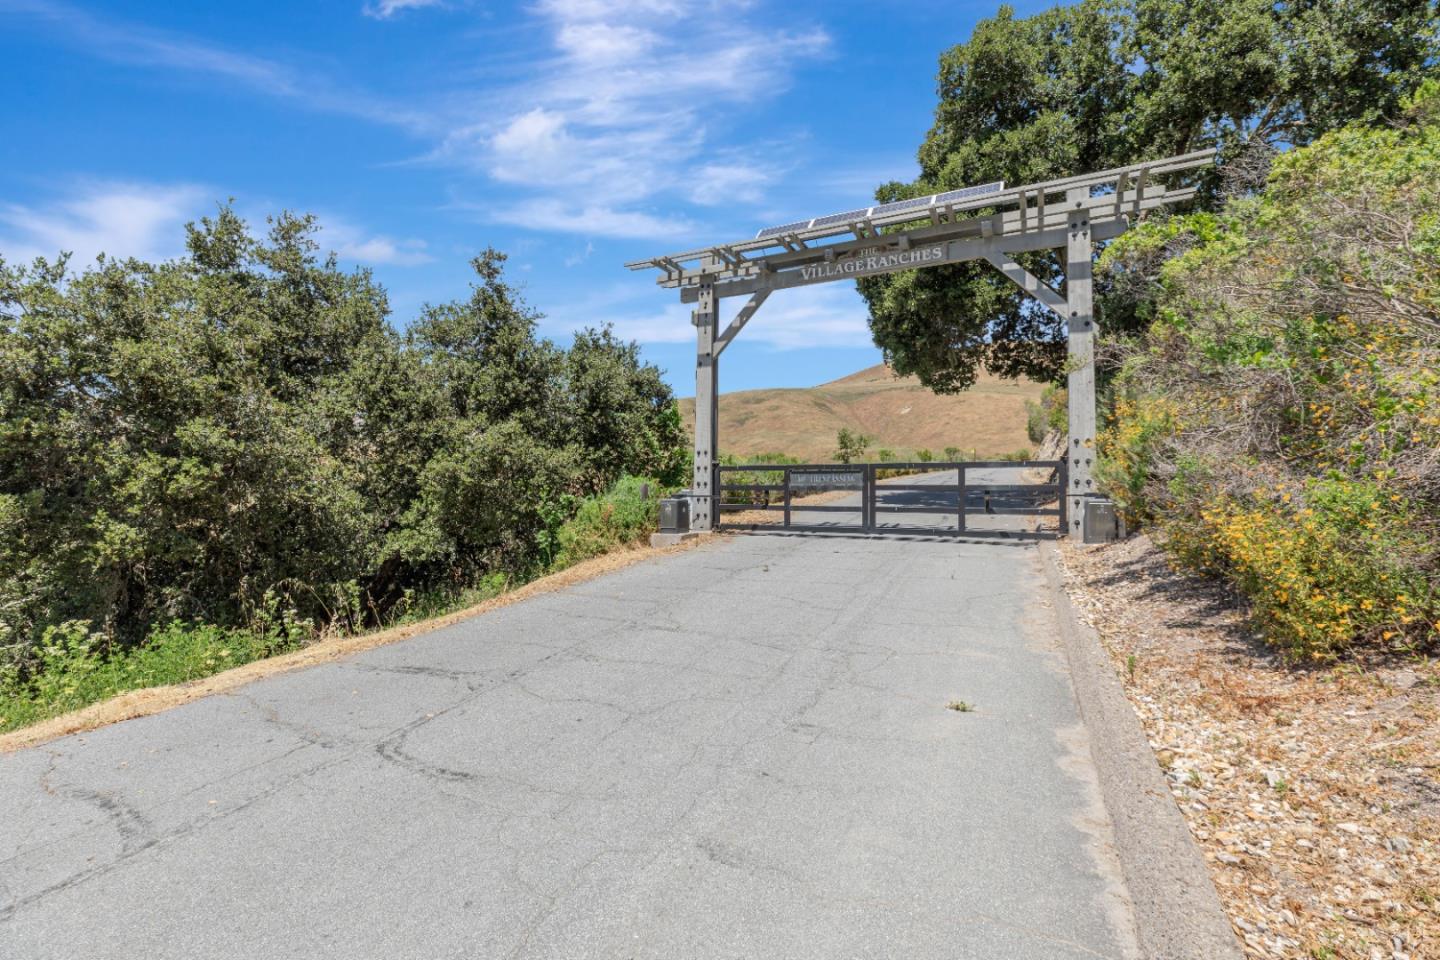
[755,219,811,240]
[935,181,1005,204]
[870,195,933,215]
[808,207,872,229]
[754,181,1005,240]
[872,181,1005,218]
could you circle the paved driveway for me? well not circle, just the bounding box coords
[1,534,1136,959]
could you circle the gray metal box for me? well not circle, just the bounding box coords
[1082,497,1124,544]
[659,496,690,533]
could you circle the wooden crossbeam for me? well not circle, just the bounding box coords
[680,217,1134,302]
[983,252,1067,318]
[713,290,770,357]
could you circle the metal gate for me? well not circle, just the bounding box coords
[716,460,1066,537]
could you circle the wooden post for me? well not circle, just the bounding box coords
[1065,186,1095,540]
[692,277,719,531]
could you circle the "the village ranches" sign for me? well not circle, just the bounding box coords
[798,244,946,282]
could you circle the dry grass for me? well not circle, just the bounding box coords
[680,363,1044,461]
[0,535,713,754]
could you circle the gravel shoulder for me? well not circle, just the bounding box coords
[1057,534,1440,960]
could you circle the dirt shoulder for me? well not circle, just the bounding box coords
[1058,534,1439,960]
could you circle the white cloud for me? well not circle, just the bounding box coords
[689,162,771,207]
[538,0,685,19]
[554,21,658,63]
[0,181,207,266]
[545,281,874,350]
[363,0,444,18]
[338,236,431,266]
[431,0,829,235]
[0,183,432,271]
[733,284,876,350]
[564,240,594,268]
[583,301,696,344]
[318,217,433,266]
[488,108,574,183]
[486,198,693,240]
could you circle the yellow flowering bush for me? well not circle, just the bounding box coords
[1162,481,1437,660]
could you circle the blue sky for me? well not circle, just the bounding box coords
[0,0,1048,395]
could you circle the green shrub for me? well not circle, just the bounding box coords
[0,618,305,733]
[386,572,510,628]
[717,453,798,501]
[0,212,686,699]
[1026,385,1068,444]
[742,452,800,465]
[833,428,871,464]
[1096,395,1180,526]
[0,476,674,731]
[551,476,664,570]
[1098,84,1440,658]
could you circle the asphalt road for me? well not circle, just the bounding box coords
[1,533,1138,959]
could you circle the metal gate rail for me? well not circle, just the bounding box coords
[716,460,1066,536]
[717,463,868,534]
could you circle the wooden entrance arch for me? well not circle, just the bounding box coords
[626,151,1212,538]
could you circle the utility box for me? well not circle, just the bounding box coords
[658,495,691,534]
[1082,497,1125,544]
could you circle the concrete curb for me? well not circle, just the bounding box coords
[649,530,704,547]
[1040,542,1244,960]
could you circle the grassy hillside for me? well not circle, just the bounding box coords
[679,364,1044,461]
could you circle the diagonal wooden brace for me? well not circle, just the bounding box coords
[713,289,771,357]
[983,251,1068,319]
